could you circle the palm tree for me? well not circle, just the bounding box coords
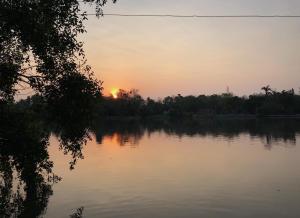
[261,85,272,96]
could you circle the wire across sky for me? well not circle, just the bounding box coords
[85,13,300,18]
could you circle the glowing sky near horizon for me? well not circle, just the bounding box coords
[81,0,300,98]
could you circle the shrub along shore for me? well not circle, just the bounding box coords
[14,86,300,120]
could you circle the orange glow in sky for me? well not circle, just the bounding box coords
[111,88,119,99]
[82,1,300,98]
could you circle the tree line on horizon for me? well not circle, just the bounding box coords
[94,86,300,117]
[14,86,300,118]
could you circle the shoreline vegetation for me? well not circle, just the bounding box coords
[95,86,300,119]
[12,86,300,120]
[102,114,300,121]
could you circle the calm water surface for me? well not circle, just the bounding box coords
[43,120,300,218]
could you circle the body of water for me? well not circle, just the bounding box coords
[1,119,300,217]
[42,119,300,217]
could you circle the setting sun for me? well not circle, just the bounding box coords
[111,88,119,99]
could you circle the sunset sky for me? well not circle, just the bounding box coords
[81,0,300,98]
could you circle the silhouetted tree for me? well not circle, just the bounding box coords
[261,85,272,96]
[0,0,116,102]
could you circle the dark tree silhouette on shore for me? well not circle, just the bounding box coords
[0,0,116,102]
[92,87,300,117]
[261,85,272,96]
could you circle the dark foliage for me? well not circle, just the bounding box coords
[95,87,300,118]
[0,0,116,102]
[0,104,56,217]
[0,98,95,217]
[70,207,84,218]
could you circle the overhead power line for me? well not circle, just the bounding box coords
[85,13,300,18]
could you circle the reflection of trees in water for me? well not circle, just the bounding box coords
[51,126,91,170]
[70,207,84,218]
[91,121,145,146]
[0,108,58,217]
[0,105,89,217]
[262,134,296,150]
[106,132,142,147]
[1,108,300,217]
[91,118,300,149]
